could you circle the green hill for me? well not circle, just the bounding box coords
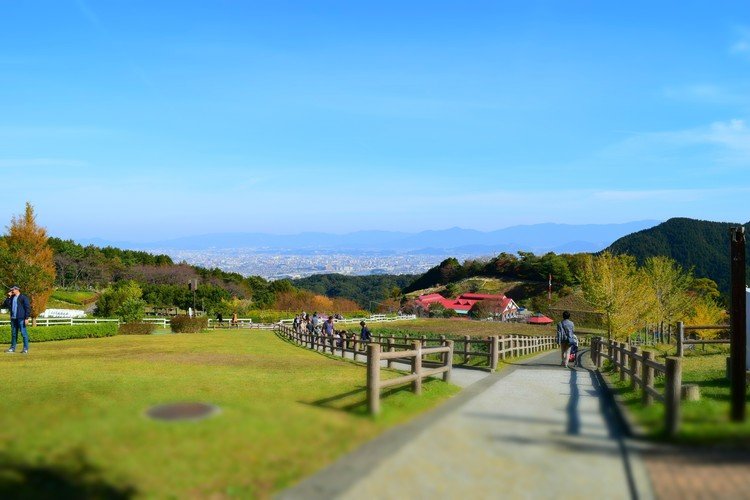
[605,217,749,293]
[291,273,416,309]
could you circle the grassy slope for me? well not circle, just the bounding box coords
[607,345,750,445]
[0,330,458,498]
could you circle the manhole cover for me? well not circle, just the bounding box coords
[146,402,220,421]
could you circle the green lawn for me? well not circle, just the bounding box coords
[0,330,458,498]
[606,345,750,445]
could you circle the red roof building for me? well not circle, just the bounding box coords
[415,292,519,320]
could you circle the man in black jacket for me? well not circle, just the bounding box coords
[4,286,31,354]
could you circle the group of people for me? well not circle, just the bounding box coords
[292,312,372,347]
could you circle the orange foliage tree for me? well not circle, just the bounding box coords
[0,203,56,325]
[274,290,363,314]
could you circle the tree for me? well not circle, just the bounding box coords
[642,256,696,327]
[0,203,56,325]
[469,299,504,320]
[95,281,143,317]
[117,297,146,323]
[687,297,728,339]
[579,252,651,340]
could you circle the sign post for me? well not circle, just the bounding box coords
[730,227,746,422]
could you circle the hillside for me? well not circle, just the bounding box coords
[291,273,416,309]
[605,218,750,293]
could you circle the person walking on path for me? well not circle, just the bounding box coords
[359,321,371,343]
[4,286,31,354]
[556,310,574,368]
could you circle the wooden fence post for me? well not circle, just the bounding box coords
[642,350,654,406]
[367,344,382,415]
[490,336,499,372]
[411,341,422,395]
[677,321,684,357]
[619,343,627,382]
[665,356,682,436]
[387,337,394,368]
[729,226,747,422]
[630,345,640,390]
[464,335,470,364]
[610,340,620,373]
[500,335,506,360]
[444,340,454,383]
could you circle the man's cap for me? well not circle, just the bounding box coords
[9,286,19,291]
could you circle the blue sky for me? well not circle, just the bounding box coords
[1,1,748,241]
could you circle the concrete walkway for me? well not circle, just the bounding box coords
[279,349,653,500]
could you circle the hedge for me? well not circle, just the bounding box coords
[0,323,119,343]
[170,316,208,333]
[119,322,156,335]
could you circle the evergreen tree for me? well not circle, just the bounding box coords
[0,203,56,325]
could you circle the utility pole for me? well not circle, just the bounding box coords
[188,279,198,316]
[730,227,746,422]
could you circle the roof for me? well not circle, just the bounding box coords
[416,292,519,314]
[457,293,506,301]
[528,314,554,324]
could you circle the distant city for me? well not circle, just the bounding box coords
[160,249,470,280]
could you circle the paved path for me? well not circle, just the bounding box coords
[280,349,653,500]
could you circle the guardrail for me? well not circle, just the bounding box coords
[591,336,682,436]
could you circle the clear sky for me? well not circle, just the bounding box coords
[1,1,748,241]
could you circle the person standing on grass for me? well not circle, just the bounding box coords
[556,310,575,368]
[4,286,31,354]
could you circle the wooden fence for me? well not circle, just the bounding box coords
[676,321,731,356]
[275,323,558,414]
[367,341,453,414]
[591,337,682,436]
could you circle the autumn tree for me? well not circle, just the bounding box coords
[0,203,56,325]
[642,256,696,327]
[579,252,651,340]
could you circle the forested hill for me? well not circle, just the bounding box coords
[606,217,750,293]
[291,273,416,309]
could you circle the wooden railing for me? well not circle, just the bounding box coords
[367,341,453,414]
[367,333,558,371]
[591,336,682,436]
[274,323,556,372]
[275,323,559,413]
[676,321,731,356]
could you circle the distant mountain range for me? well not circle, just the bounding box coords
[606,217,750,293]
[77,220,660,255]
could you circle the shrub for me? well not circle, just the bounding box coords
[0,323,118,343]
[117,298,146,323]
[170,315,208,333]
[118,322,156,335]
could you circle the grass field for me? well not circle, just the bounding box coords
[0,330,458,498]
[607,344,750,445]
